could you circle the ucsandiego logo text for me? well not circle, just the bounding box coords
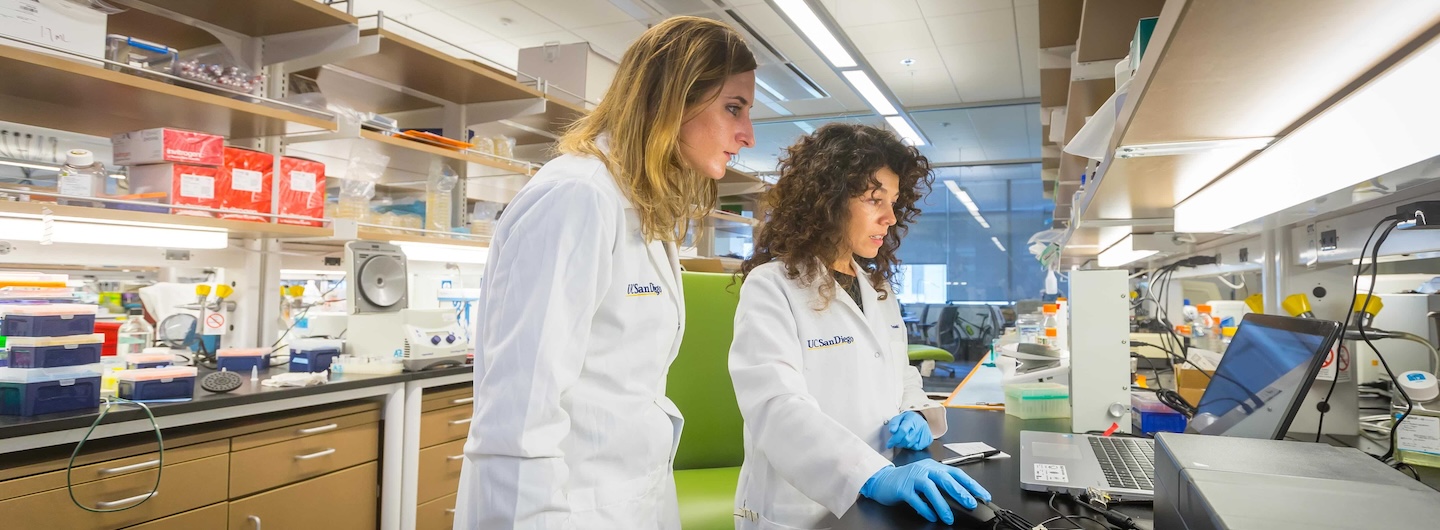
[626,283,663,297]
[806,335,855,350]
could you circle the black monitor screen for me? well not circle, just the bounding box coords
[1189,316,1333,440]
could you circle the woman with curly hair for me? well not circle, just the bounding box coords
[729,123,991,529]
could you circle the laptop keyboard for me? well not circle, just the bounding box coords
[1089,437,1156,491]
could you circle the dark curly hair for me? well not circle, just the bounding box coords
[739,123,933,308]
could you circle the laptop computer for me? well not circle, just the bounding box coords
[1019,313,1343,502]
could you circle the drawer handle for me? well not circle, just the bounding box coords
[248,515,262,529]
[448,418,472,426]
[451,397,474,405]
[97,459,159,475]
[447,454,465,461]
[296,423,339,435]
[445,508,456,514]
[294,448,337,461]
[95,491,156,509]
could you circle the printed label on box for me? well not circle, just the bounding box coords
[1397,415,1440,456]
[57,174,92,197]
[180,174,214,199]
[231,168,263,193]
[291,170,317,193]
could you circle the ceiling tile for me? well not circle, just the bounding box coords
[913,110,982,162]
[734,4,796,37]
[831,0,922,28]
[916,0,1013,17]
[505,30,585,49]
[878,68,959,107]
[517,0,634,28]
[846,20,936,54]
[790,59,867,110]
[929,8,1016,48]
[462,40,521,70]
[1014,2,1039,98]
[571,20,648,59]
[723,0,769,5]
[762,32,823,65]
[778,97,850,116]
[454,1,563,40]
[391,11,492,44]
[864,47,944,73]
[354,0,438,17]
[422,0,494,10]
[941,41,1024,101]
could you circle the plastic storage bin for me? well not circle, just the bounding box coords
[216,348,270,372]
[124,351,174,369]
[1003,382,1071,419]
[1,304,98,337]
[116,366,196,401]
[289,338,342,373]
[6,334,104,368]
[1131,392,1187,435]
[0,364,102,416]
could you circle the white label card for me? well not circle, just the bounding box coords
[179,174,214,199]
[1034,463,1069,483]
[1397,415,1440,456]
[231,168,263,192]
[290,170,317,193]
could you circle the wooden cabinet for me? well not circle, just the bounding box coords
[0,453,228,530]
[228,462,378,530]
[123,502,228,530]
[416,492,458,530]
[419,401,473,449]
[229,420,379,497]
[417,439,465,504]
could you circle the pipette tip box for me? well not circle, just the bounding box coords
[6,334,104,368]
[216,348,270,372]
[1132,391,1187,435]
[0,304,98,337]
[116,366,197,401]
[0,364,102,416]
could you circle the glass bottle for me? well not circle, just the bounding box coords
[116,308,153,356]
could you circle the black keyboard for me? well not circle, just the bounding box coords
[1088,436,1156,491]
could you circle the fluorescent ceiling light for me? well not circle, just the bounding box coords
[795,121,815,134]
[0,216,227,249]
[755,77,787,102]
[991,236,1006,252]
[1097,234,1158,268]
[842,70,897,116]
[1175,35,1440,233]
[885,116,927,147]
[391,241,489,264]
[943,180,990,228]
[773,0,856,68]
[1115,138,1275,159]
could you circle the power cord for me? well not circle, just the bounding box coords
[987,501,1044,529]
[67,398,164,513]
[1042,492,1113,529]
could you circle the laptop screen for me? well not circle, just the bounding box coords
[1188,314,1338,440]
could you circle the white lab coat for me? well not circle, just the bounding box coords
[454,146,686,529]
[730,261,946,529]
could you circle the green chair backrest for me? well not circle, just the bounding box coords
[667,271,745,470]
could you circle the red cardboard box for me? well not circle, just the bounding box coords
[125,163,221,216]
[112,128,223,166]
[278,156,326,227]
[219,147,273,222]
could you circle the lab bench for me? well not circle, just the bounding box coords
[0,364,476,530]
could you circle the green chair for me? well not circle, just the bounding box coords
[667,272,745,530]
[909,343,955,377]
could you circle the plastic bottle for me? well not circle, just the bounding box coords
[1197,304,1219,338]
[116,308,153,356]
[1017,310,1044,345]
[1040,304,1059,347]
[1181,299,1200,337]
[57,149,109,208]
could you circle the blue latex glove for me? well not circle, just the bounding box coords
[885,411,932,450]
[859,459,992,525]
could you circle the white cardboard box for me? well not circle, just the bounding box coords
[0,0,106,63]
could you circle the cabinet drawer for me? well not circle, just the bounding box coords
[421,386,473,413]
[229,421,378,498]
[0,454,228,530]
[229,462,377,530]
[0,439,227,502]
[420,405,473,448]
[418,439,465,504]
[122,502,226,530]
[416,492,458,530]
[231,409,380,452]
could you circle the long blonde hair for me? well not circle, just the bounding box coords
[558,16,756,243]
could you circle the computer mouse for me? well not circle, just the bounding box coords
[944,498,998,528]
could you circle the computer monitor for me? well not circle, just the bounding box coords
[1187,313,1343,440]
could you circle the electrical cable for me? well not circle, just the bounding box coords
[1359,218,1410,461]
[1044,492,1112,529]
[1315,215,1399,443]
[67,398,163,513]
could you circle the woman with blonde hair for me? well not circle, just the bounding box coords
[454,16,757,529]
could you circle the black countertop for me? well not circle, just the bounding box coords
[838,408,1153,530]
[0,363,474,440]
